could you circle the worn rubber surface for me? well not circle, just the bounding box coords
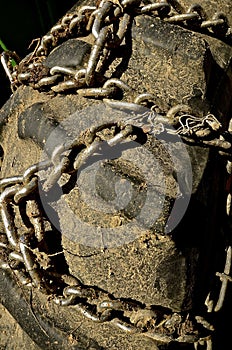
[1,1,232,349]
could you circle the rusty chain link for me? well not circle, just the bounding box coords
[1,1,232,349]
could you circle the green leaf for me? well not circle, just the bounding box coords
[0,39,8,52]
[0,39,17,67]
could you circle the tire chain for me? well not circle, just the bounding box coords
[2,0,232,93]
[1,1,232,349]
[0,119,216,348]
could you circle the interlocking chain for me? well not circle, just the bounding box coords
[0,119,216,347]
[1,0,232,94]
[1,1,232,349]
[0,105,230,349]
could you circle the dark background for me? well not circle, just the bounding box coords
[0,0,77,108]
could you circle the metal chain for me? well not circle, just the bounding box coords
[1,0,232,93]
[0,119,217,347]
[0,103,231,349]
[1,1,232,349]
[0,108,231,348]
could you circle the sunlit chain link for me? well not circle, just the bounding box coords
[53,284,214,344]
[0,160,54,291]
[103,99,232,154]
[167,106,232,318]
[42,121,134,191]
[0,121,217,346]
[1,0,231,93]
[174,111,232,151]
[225,119,232,217]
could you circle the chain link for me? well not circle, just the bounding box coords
[1,1,232,349]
